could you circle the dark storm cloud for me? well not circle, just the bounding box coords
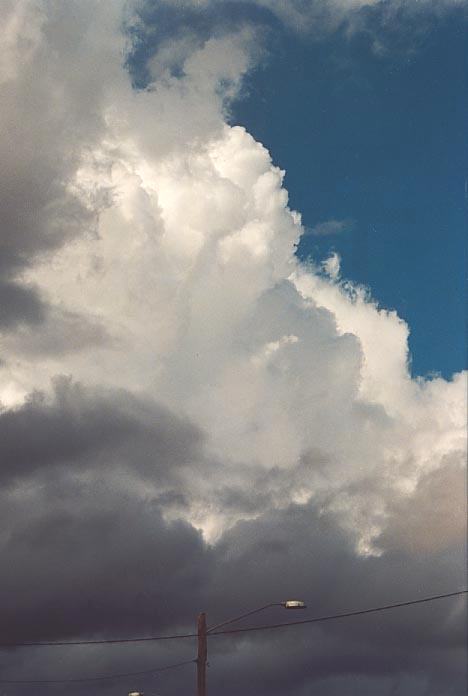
[0,284,111,348]
[0,483,211,644]
[0,377,204,484]
[0,494,465,696]
[0,68,103,279]
[0,3,116,329]
[7,307,112,356]
[0,280,46,328]
[0,162,93,275]
[203,502,466,696]
[213,501,466,635]
[0,379,211,649]
[0,118,104,329]
[0,382,464,693]
[0,131,91,332]
[1,491,464,694]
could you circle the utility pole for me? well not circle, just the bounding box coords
[197,612,207,696]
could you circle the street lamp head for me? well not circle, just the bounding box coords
[283,600,307,609]
[128,692,143,696]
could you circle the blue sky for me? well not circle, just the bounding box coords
[231,9,466,379]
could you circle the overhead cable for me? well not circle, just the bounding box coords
[0,589,465,649]
[209,589,468,636]
[0,631,197,648]
[0,658,195,684]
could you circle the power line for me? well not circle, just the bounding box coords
[0,658,195,685]
[0,631,197,648]
[0,591,465,686]
[209,589,468,637]
[0,589,465,649]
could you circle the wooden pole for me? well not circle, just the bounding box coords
[197,612,207,696]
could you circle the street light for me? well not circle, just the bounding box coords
[206,599,307,634]
[197,600,307,695]
[284,600,306,609]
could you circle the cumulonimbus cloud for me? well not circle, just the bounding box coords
[0,2,465,692]
[0,0,465,550]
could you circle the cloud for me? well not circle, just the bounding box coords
[150,0,468,42]
[1,0,465,551]
[0,481,209,643]
[206,501,466,695]
[379,454,466,553]
[0,377,204,485]
[0,482,464,693]
[0,1,465,694]
[322,251,342,280]
[308,218,355,237]
[0,279,46,327]
[0,378,213,647]
[255,0,468,34]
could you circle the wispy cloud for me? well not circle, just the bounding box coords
[307,217,355,236]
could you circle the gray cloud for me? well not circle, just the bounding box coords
[203,502,466,696]
[0,483,464,693]
[0,280,46,328]
[0,0,122,331]
[0,377,463,694]
[0,483,210,644]
[379,454,466,554]
[0,377,204,484]
[0,380,211,653]
[0,374,464,693]
[1,306,112,358]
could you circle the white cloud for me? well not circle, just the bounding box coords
[0,0,465,557]
[155,0,467,37]
[322,251,342,280]
[252,0,467,32]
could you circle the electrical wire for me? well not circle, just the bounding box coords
[0,590,465,685]
[208,589,468,637]
[0,631,197,648]
[0,658,195,685]
[0,589,465,649]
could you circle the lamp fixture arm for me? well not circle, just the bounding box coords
[206,603,284,634]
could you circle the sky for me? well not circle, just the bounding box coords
[0,1,466,695]
[232,7,467,380]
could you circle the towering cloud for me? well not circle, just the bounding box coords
[0,1,465,693]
